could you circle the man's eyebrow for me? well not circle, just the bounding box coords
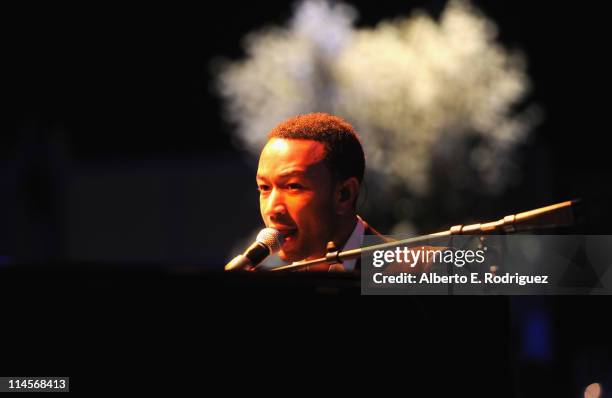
[256,169,309,181]
[278,169,307,177]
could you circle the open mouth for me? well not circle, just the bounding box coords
[281,229,298,243]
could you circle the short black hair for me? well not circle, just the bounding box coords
[267,113,365,183]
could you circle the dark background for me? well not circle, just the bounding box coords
[2,1,611,396]
[3,0,611,265]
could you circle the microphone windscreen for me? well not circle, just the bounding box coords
[256,228,283,253]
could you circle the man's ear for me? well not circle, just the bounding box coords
[335,177,360,215]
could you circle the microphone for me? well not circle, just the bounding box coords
[224,228,284,271]
[447,200,580,235]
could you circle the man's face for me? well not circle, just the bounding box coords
[257,138,337,262]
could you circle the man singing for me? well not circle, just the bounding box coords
[255,112,384,272]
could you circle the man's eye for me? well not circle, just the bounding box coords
[258,185,271,193]
[287,183,303,191]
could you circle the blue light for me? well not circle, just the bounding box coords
[522,311,552,362]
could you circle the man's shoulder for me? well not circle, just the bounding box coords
[357,218,444,273]
[360,218,393,243]
[354,217,390,271]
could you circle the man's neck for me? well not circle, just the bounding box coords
[304,214,358,270]
[333,214,358,251]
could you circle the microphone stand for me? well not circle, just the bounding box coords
[264,200,579,272]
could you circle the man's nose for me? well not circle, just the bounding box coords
[262,188,287,218]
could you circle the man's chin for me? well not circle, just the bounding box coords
[278,249,299,263]
[279,245,325,263]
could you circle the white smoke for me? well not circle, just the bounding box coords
[215,0,540,231]
[215,1,357,152]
